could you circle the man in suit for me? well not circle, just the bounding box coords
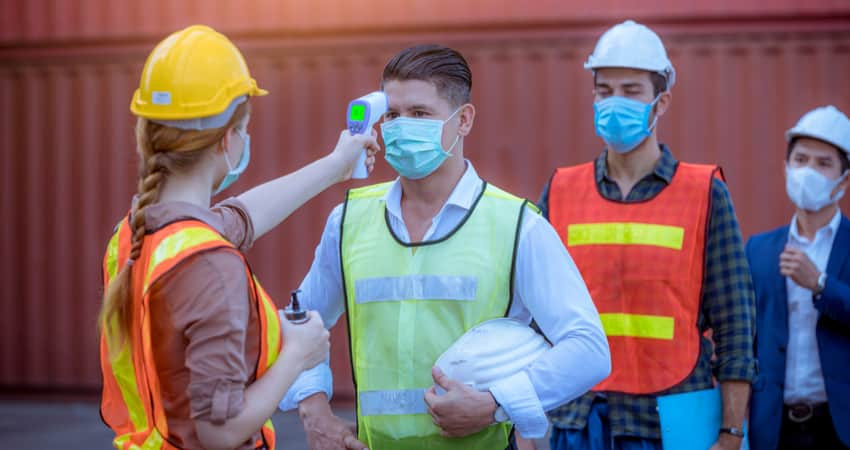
[747,105,850,450]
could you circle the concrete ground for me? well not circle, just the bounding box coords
[0,399,549,449]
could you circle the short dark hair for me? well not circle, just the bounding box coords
[381,44,472,108]
[787,137,850,172]
[649,72,668,97]
[592,71,668,97]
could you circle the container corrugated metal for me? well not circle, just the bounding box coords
[2,10,850,401]
[2,0,849,43]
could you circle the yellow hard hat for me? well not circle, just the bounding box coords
[130,25,267,120]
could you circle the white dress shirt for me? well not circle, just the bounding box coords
[279,162,610,438]
[784,209,841,404]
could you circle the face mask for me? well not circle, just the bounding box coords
[785,165,847,212]
[381,108,461,180]
[594,95,660,154]
[213,128,250,195]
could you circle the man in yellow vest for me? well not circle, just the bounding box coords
[278,44,611,450]
[539,21,756,450]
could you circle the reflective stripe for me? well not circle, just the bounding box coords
[104,223,148,434]
[113,433,131,449]
[255,276,280,372]
[106,218,127,280]
[599,313,675,340]
[106,230,121,280]
[355,275,477,304]
[108,336,149,432]
[143,227,223,291]
[359,389,427,416]
[141,428,164,449]
[111,426,162,450]
[567,222,685,250]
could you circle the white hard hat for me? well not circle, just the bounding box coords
[434,318,550,391]
[585,20,676,89]
[786,105,850,158]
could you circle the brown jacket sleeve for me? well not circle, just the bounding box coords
[212,198,255,252]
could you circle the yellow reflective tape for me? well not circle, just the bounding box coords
[107,318,149,432]
[140,428,163,449]
[256,277,281,369]
[113,433,131,449]
[144,227,225,292]
[599,313,674,340]
[567,222,684,250]
[106,230,121,281]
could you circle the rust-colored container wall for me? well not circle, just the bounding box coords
[2,1,849,402]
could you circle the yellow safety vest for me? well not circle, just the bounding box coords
[340,181,533,450]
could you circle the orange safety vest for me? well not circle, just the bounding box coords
[99,216,281,449]
[549,162,720,395]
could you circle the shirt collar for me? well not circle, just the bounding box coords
[789,208,842,243]
[385,160,483,221]
[595,144,678,185]
[134,195,228,236]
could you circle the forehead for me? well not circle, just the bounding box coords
[594,67,654,87]
[791,137,844,160]
[383,79,452,111]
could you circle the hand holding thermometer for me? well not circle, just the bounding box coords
[346,91,388,179]
[284,289,309,324]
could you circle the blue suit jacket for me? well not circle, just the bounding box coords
[746,215,850,449]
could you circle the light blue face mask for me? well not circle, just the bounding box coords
[594,95,660,154]
[213,128,250,195]
[380,108,461,180]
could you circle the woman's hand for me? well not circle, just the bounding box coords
[330,129,381,181]
[279,310,330,372]
[195,310,330,449]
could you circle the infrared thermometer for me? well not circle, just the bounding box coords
[346,91,388,179]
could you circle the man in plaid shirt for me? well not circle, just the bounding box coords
[538,20,756,450]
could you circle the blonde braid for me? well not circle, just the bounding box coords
[100,119,170,352]
[129,153,170,261]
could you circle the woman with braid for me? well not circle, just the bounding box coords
[97,25,379,450]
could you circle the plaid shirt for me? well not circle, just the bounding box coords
[538,146,757,439]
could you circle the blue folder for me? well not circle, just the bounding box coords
[656,387,748,450]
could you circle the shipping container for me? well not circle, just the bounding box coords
[3,0,849,43]
[2,1,849,400]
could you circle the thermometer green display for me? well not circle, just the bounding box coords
[346,91,388,179]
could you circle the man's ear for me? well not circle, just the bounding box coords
[838,170,850,193]
[653,91,673,119]
[457,103,476,137]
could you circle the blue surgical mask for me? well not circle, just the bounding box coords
[381,108,461,180]
[594,96,659,154]
[213,128,250,195]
